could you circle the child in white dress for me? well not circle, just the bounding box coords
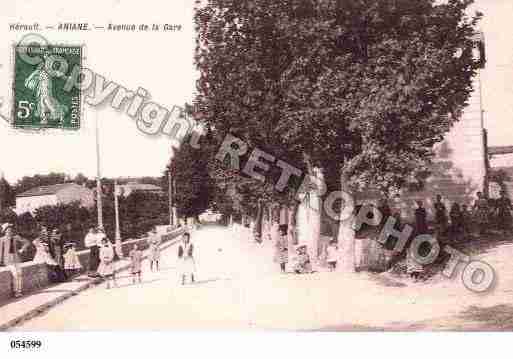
[326,240,339,271]
[98,238,116,289]
[63,243,82,277]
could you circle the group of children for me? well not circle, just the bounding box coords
[32,228,83,283]
[126,231,196,288]
[275,225,315,274]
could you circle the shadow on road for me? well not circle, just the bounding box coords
[110,278,166,290]
[456,303,513,330]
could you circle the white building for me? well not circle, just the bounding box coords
[16,183,95,214]
[116,182,163,197]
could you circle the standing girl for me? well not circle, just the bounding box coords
[98,237,117,289]
[63,243,82,277]
[326,240,338,271]
[148,228,161,272]
[275,226,288,273]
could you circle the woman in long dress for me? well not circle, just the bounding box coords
[178,233,196,285]
[148,228,161,272]
[98,238,116,289]
[32,236,50,264]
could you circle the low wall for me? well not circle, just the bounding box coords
[0,228,185,303]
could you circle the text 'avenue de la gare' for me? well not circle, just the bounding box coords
[9,23,182,32]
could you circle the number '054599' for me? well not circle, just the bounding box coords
[10,340,42,350]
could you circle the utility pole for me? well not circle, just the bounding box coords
[0,171,5,214]
[95,112,103,229]
[168,168,174,227]
[114,179,121,241]
[114,179,123,258]
[173,177,177,226]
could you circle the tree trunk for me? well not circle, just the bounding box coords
[289,202,299,246]
[303,156,323,262]
[337,176,356,272]
[253,201,263,242]
[310,168,324,261]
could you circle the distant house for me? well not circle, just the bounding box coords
[16,183,95,214]
[116,182,163,197]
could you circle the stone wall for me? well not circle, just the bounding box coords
[0,228,185,303]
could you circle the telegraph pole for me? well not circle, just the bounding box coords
[173,177,177,226]
[95,112,103,229]
[114,179,121,241]
[0,171,5,214]
[114,179,123,258]
[168,168,174,227]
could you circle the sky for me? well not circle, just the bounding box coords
[0,0,512,184]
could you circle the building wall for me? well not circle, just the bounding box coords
[396,71,486,220]
[490,154,513,168]
[354,71,486,222]
[16,194,58,214]
[56,185,95,208]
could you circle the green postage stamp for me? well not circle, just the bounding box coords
[13,43,83,129]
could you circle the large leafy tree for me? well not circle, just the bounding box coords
[195,0,482,270]
[165,134,215,219]
[0,176,15,209]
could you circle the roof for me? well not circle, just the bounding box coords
[490,167,513,180]
[488,146,513,156]
[17,183,84,198]
[120,183,162,191]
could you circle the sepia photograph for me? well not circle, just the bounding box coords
[1,0,513,357]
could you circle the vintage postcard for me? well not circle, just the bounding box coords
[0,0,513,357]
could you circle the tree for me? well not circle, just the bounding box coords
[165,133,214,219]
[15,172,68,194]
[73,173,89,186]
[0,176,15,209]
[194,0,482,270]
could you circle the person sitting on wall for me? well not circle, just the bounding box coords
[43,243,67,283]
